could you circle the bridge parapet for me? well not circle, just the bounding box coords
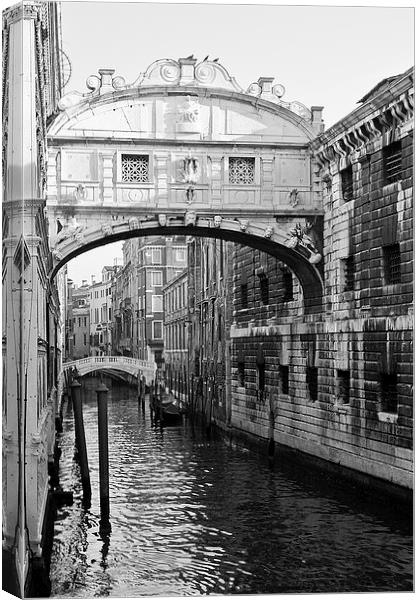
[62,356,157,385]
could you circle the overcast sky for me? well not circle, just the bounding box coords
[59,0,414,285]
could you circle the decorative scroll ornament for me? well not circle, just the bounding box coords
[286,222,322,264]
[213,215,222,228]
[57,57,313,124]
[247,83,262,96]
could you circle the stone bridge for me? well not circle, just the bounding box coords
[46,57,325,311]
[62,356,156,384]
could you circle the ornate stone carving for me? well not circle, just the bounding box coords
[101,224,113,236]
[247,83,261,96]
[289,188,299,207]
[213,215,222,228]
[112,76,126,90]
[73,184,87,201]
[184,211,197,226]
[264,226,274,239]
[128,217,140,230]
[52,249,63,262]
[86,75,101,92]
[158,214,167,227]
[55,216,84,244]
[239,219,249,232]
[285,222,322,264]
[182,156,199,184]
[176,96,201,133]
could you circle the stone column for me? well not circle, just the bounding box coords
[2,6,55,593]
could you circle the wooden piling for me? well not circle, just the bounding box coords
[96,382,111,532]
[70,381,91,507]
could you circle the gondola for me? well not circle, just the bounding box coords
[160,394,183,425]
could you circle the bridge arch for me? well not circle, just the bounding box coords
[47,57,325,312]
[62,356,156,384]
[50,218,323,312]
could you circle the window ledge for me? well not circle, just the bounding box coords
[377,411,398,424]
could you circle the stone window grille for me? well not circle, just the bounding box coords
[337,369,350,404]
[229,157,255,184]
[341,165,353,202]
[379,372,398,413]
[279,365,289,395]
[343,256,355,291]
[383,141,402,185]
[383,244,401,284]
[121,153,149,183]
[283,270,294,301]
[306,366,318,401]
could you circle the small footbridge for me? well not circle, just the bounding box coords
[62,356,157,385]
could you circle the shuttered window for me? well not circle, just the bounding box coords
[383,141,402,185]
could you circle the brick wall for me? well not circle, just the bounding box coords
[229,69,413,489]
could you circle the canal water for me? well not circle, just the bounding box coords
[49,381,413,597]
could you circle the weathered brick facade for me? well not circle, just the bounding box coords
[227,69,413,489]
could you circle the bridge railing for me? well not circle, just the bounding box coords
[62,356,156,373]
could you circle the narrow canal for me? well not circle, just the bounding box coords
[49,380,413,596]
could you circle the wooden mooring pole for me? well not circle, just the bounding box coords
[96,382,111,533]
[71,380,91,507]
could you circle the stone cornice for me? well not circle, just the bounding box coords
[3,1,41,26]
[311,67,413,166]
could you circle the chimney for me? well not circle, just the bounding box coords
[91,275,96,284]
[82,279,87,287]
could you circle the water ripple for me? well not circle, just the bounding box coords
[50,383,413,597]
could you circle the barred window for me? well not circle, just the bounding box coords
[337,370,350,404]
[229,157,255,184]
[380,373,398,413]
[240,283,248,308]
[306,366,318,401]
[383,141,402,185]
[383,244,401,284]
[341,165,353,202]
[279,365,289,395]
[259,274,269,305]
[238,361,245,387]
[121,154,149,183]
[343,256,355,291]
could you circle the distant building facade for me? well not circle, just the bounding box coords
[163,269,189,399]
[89,267,117,356]
[187,238,233,425]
